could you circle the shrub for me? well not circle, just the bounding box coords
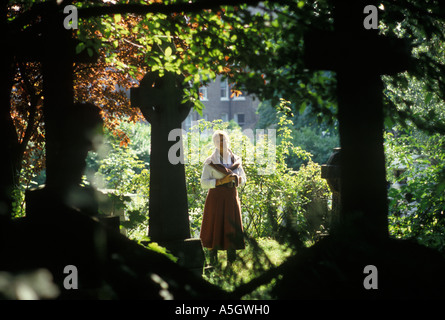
[386,128,445,252]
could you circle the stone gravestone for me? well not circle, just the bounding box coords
[321,147,341,230]
[26,103,104,217]
[131,70,205,273]
[304,0,411,239]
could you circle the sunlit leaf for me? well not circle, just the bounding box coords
[165,46,172,57]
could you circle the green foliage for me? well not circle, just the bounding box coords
[383,71,445,135]
[139,239,178,263]
[386,127,445,252]
[383,41,445,253]
[256,99,339,169]
[11,148,46,219]
[185,112,331,244]
[95,140,145,194]
[86,120,151,238]
[70,0,343,121]
[218,2,338,122]
[11,187,26,219]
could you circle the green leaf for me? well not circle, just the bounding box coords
[194,100,204,116]
[114,14,122,24]
[384,116,394,128]
[165,46,172,57]
[425,92,433,105]
[299,102,306,115]
[76,42,86,54]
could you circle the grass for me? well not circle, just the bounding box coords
[202,237,294,299]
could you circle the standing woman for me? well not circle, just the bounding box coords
[200,130,246,266]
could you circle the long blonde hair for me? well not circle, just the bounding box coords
[212,130,230,150]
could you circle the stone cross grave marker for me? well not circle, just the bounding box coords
[131,70,205,273]
[131,71,192,242]
[15,3,99,217]
[305,0,411,239]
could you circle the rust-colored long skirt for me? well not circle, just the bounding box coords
[200,186,245,250]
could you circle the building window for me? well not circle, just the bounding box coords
[220,79,229,100]
[199,86,208,101]
[235,113,245,126]
[184,113,193,131]
[220,78,246,101]
[221,113,229,122]
[232,90,246,100]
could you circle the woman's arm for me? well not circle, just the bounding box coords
[237,165,247,187]
[201,164,216,189]
[201,164,236,189]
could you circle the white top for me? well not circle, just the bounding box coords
[200,150,247,190]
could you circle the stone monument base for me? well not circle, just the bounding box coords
[158,238,205,276]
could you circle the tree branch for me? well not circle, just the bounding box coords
[8,0,266,32]
[78,0,265,19]
[17,63,41,149]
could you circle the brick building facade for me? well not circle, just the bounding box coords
[182,76,260,131]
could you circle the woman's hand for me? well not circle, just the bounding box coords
[216,174,237,186]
